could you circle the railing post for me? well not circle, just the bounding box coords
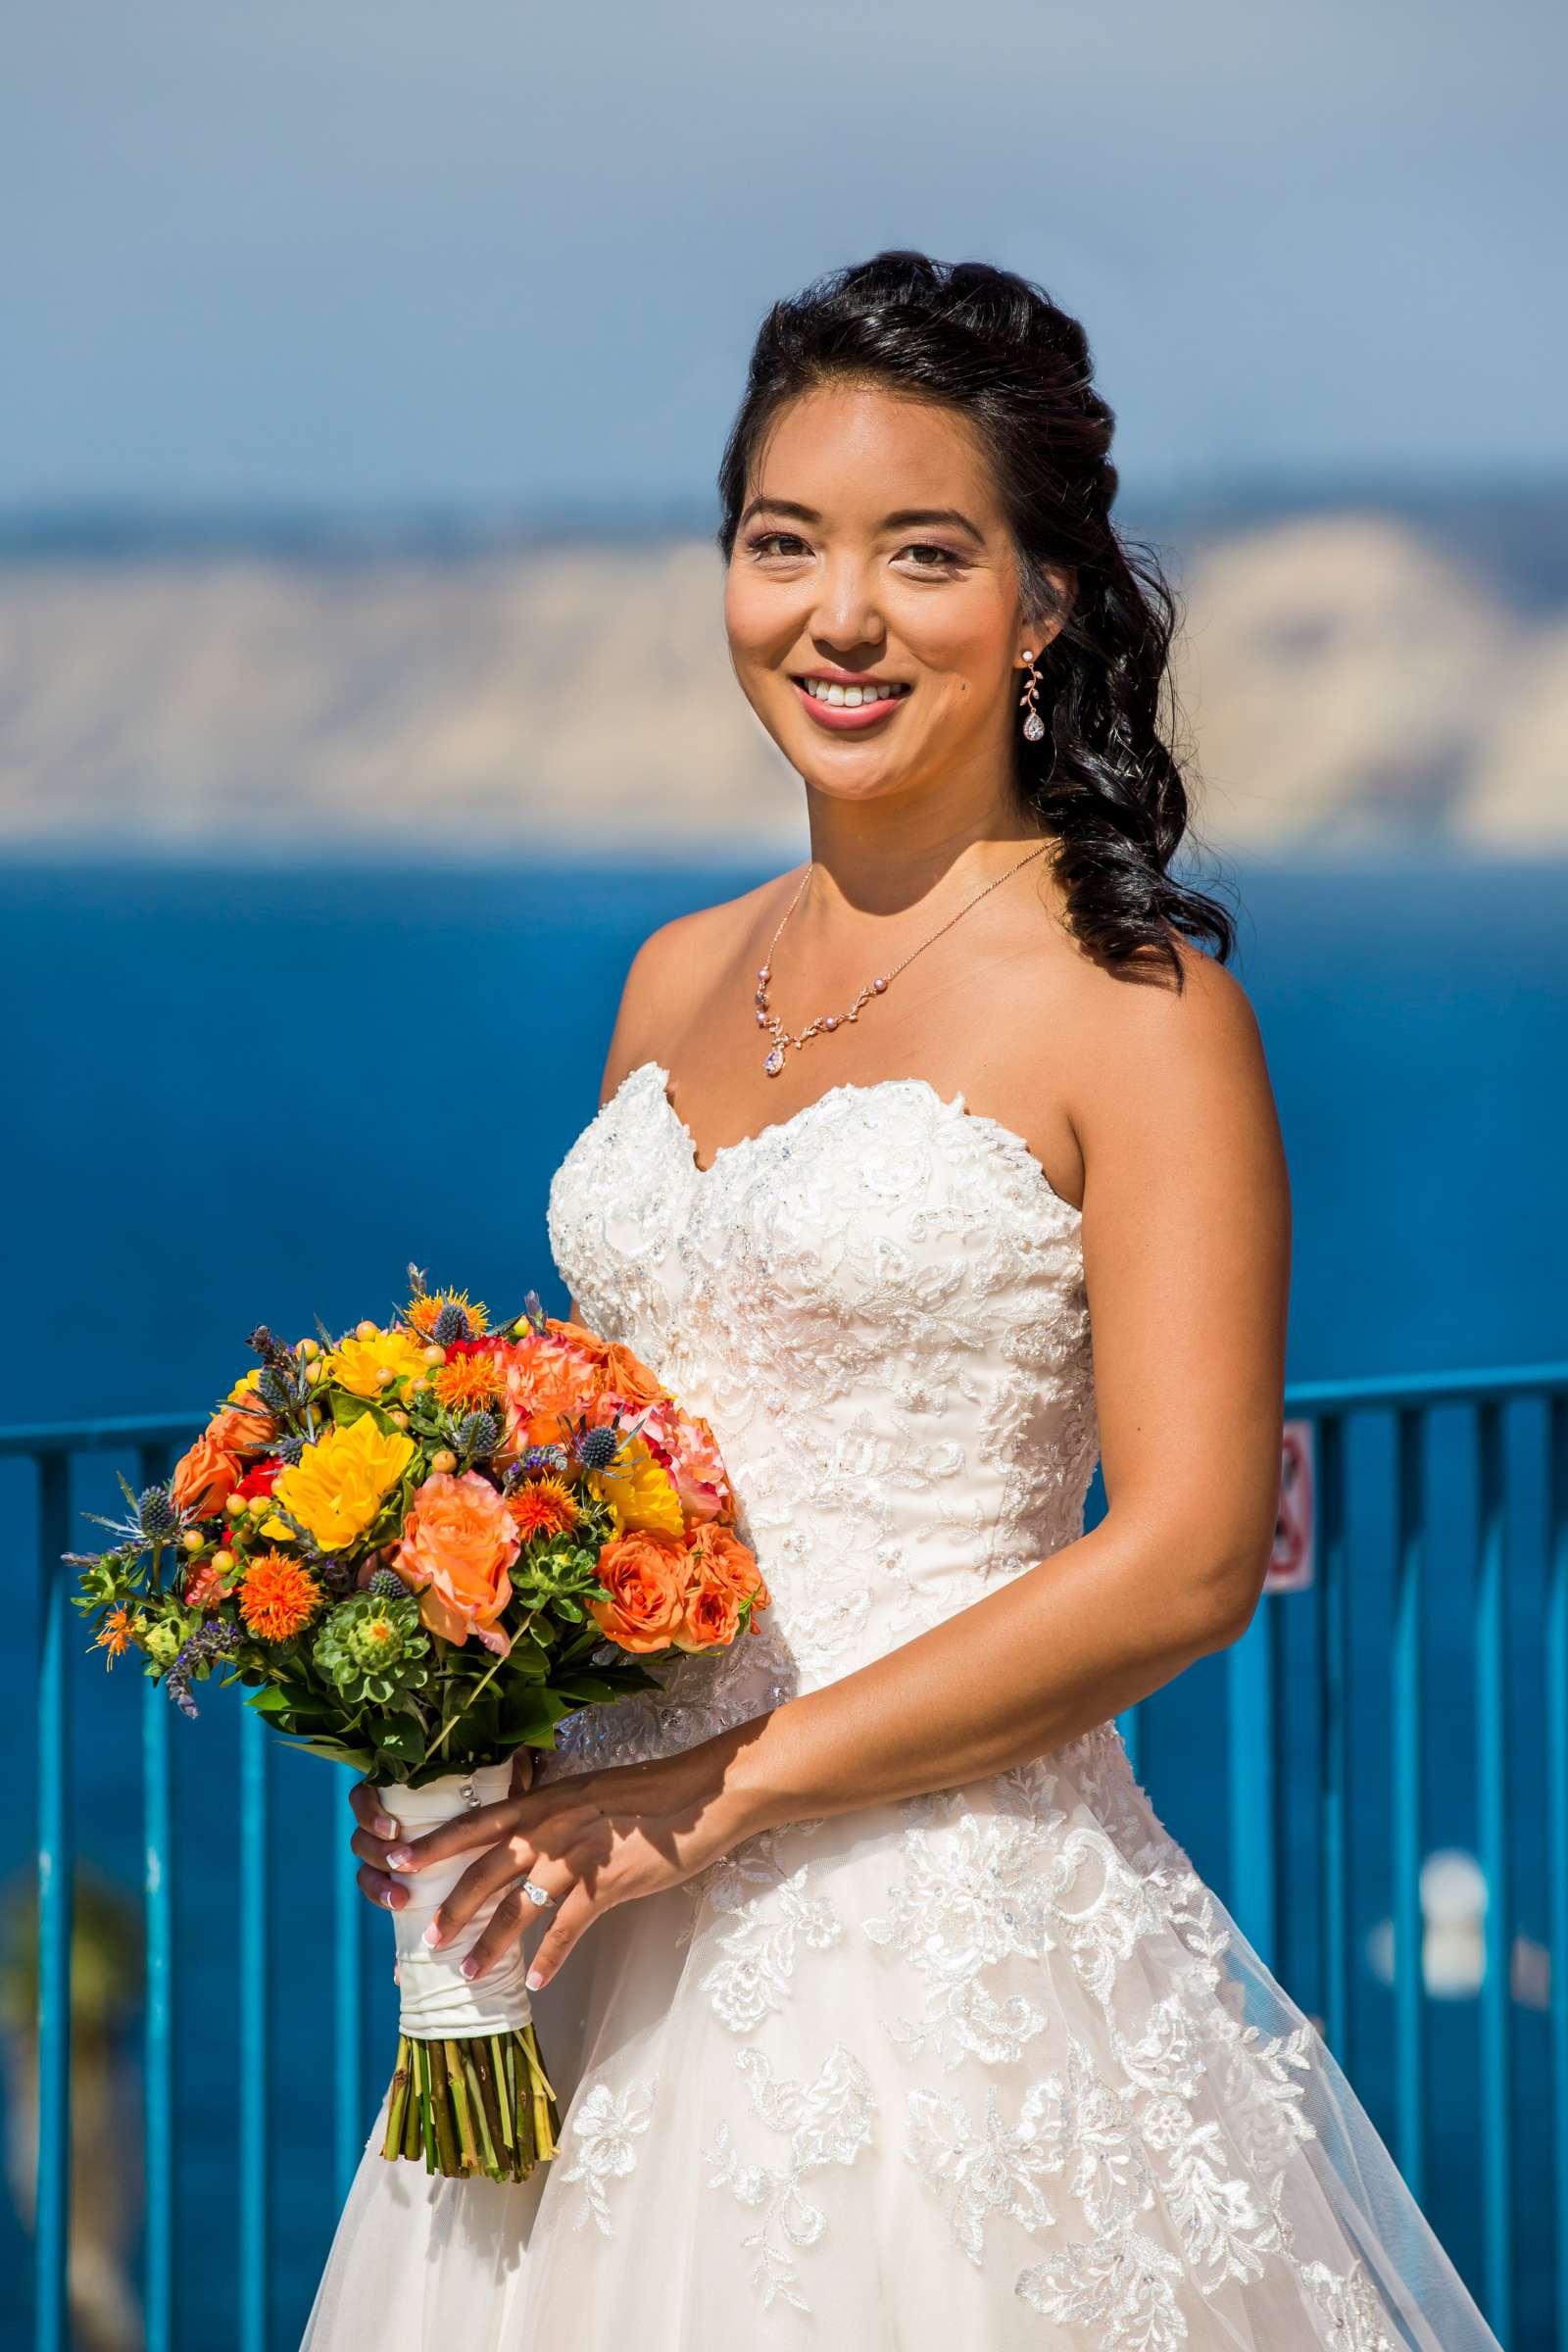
[1391,1404,1427,2200]
[334,1808,366,2198]
[1227,1592,1280,1971]
[1475,1397,1513,2340]
[240,1703,270,2352]
[34,1449,72,2352]
[139,1439,177,2352]
[1547,1393,1568,2352]
[1316,1411,1350,2063]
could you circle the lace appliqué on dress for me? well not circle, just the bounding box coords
[703,2046,877,2314]
[557,2076,659,2237]
[695,1824,844,2035]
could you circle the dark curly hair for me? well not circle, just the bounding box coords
[715,250,1237,986]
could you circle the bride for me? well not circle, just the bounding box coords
[301,251,1500,2348]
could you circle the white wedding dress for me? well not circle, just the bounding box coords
[301,1059,1501,2350]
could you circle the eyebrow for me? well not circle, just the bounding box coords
[739,496,987,546]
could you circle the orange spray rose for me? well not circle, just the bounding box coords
[394,1469,520,1656]
[500,1334,604,1457]
[671,1572,742,1653]
[687,1520,766,1610]
[587,1529,689,1654]
[171,1430,242,1519]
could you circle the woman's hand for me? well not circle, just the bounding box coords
[371,1739,755,1992]
[348,1748,537,1915]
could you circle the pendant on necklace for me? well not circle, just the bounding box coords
[763,1045,785,1077]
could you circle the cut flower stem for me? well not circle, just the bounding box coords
[379,2023,559,2182]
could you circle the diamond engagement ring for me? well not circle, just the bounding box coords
[520,1879,554,1910]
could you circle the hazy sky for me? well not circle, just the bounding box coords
[6,0,1564,514]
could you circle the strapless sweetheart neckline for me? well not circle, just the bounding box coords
[624,1057,1085,1217]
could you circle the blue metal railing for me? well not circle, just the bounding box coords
[13,1362,1568,2349]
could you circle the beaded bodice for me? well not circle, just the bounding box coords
[541,1060,1096,1771]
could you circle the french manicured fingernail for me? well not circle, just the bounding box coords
[386,1846,414,1870]
[461,1957,479,1979]
[525,1968,545,1991]
[422,1922,442,1946]
[381,1886,405,1909]
[374,1814,398,1838]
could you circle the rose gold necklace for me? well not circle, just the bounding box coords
[753,839,1054,1076]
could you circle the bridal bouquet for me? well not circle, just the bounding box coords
[70,1268,767,2182]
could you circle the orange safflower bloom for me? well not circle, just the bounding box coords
[509,1476,580,1543]
[431,1348,508,1416]
[95,1603,136,1661]
[238,1551,323,1642]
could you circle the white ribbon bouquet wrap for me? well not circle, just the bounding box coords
[374,1760,558,2180]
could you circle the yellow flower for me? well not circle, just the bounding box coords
[226,1368,263,1404]
[589,1435,684,1539]
[325,1328,430,1399]
[271,1415,416,1552]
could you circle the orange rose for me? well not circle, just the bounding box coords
[209,1400,277,1458]
[587,1529,689,1654]
[545,1319,667,1407]
[687,1520,764,1607]
[598,1342,667,1407]
[393,1470,519,1656]
[171,1430,241,1519]
[672,1570,741,1654]
[500,1334,604,1456]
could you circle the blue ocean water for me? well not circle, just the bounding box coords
[1,853,1563,2346]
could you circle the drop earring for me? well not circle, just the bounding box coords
[1018,651,1047,742]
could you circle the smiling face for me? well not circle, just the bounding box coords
[724,379,1065,818]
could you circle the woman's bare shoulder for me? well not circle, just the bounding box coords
[1057,927,1287,1226]
[596,866,803,1098]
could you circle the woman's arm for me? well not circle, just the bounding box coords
[368,940,1292,1988]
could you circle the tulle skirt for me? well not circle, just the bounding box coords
[299,1724,1501,2350]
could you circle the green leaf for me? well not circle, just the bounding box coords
[327,1390,375,1429]
[270,1733,376,1771]
[245,1686,298,1720]
[374,1720,425,1760]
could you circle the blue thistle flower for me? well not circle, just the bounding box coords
[433,1302,470,1347]
[367,1567,406,1599]
[138,1485,178,1540]
[458,1409,500,1460]
[575,1425,621,1473]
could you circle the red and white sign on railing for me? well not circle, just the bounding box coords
[1265,1418,1315,1592]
